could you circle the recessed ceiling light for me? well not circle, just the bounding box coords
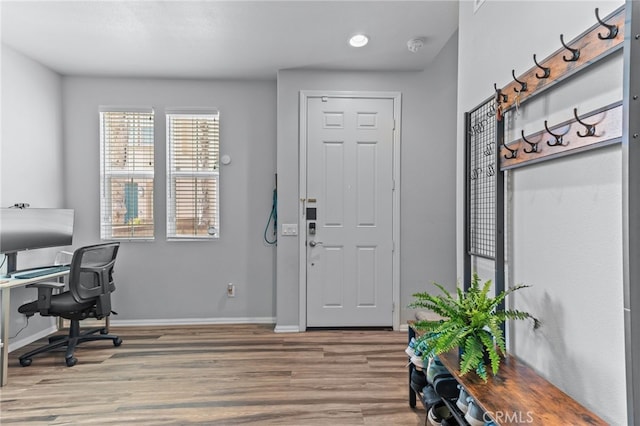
[349,34,369,48]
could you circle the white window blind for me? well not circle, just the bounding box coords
[166,111,220,239]
[99,109,155,240]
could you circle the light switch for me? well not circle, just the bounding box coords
[282,224,298,236]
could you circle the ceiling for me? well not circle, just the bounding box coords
[0,0,459,80]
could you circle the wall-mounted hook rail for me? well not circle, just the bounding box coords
[545,121,567,147]
[512,70,528,93]
[494,83,507,103]
[522,131,539,153]
[494,5,624,113]
[503,142,518,159]
[573,108,597,137]
[595,7,618,40]
[560,34,580,62]
[533,54,551,79]
[500,102,622,171]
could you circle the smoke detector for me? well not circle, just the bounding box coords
[407,38,425,53]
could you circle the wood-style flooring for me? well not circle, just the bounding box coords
[0,324,424,425]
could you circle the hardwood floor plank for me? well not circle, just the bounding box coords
[1,324,424,425]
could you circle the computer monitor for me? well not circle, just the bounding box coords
[0,208,74,275]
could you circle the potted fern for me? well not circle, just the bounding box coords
[410,273,540,381]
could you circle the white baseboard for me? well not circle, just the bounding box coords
[8,324,57,353]
[273,324,300,333]
[7,318,276,352]
[110,316,276,327]
[399,323,410,332]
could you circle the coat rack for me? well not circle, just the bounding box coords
[500,101,622,170]
[466,4,627,294]
[494,6,625,114]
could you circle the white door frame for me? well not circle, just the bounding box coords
[298,90,401,331]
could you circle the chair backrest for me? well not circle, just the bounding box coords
[68,242,120,317]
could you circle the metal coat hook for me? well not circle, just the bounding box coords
[560,34,580,62]
[573,108,596,137]
[533,54,551,79]
[494,83,507,103]
[512,70,527,93]
[521,130,539,154]
[503,142,518,159]
[595,8,618,40]
[544,120,567,147]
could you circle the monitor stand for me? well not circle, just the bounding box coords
[2,253,17,278]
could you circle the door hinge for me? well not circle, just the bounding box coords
[392,302,396,312]
[393,119,396,130]
[392,179,396,191]
[392,241,396,252]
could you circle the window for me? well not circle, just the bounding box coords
[166,111,220,239]
[99,108,155,240]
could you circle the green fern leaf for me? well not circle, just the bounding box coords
[475,360,488,381]
[460,336,483,376]
[478,330,500,376]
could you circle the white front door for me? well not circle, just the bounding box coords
[305,95,395,327]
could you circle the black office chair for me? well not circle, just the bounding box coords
[18,242,122,367]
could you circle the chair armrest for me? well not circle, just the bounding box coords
[26,281,65,290]
[26,281,65,315]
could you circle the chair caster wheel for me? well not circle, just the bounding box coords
[65,357,77,367]
[19,358,32,367]
[113,337,123,347]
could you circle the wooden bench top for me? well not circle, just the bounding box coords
[409,323,606,425]
[438,350,606,425]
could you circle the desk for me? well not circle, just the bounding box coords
[0,269,69,386]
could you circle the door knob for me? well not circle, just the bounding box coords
[308,241,323,247]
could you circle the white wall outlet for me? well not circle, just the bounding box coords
[282,223,298,236]
[227,283,235,297]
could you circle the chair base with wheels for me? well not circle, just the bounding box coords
[19,320,122,367]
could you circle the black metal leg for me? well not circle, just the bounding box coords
[409,326,417,408]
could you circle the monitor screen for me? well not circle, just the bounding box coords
[0,208,74,254]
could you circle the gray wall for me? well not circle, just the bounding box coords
[275,31,459,329]
[62,77,277,323]
[1,45,66,348]
[456,1,625,423]
[3,29,459,342]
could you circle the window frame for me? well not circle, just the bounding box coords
[165,109,220,241]
[99,107,155,241]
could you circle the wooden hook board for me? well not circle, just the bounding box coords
[497,5,625,113]
[500,102,623,170]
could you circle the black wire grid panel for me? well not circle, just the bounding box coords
[468,99,497,259]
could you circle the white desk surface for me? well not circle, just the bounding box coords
[0,267,69,386]
[0,269,69,289]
